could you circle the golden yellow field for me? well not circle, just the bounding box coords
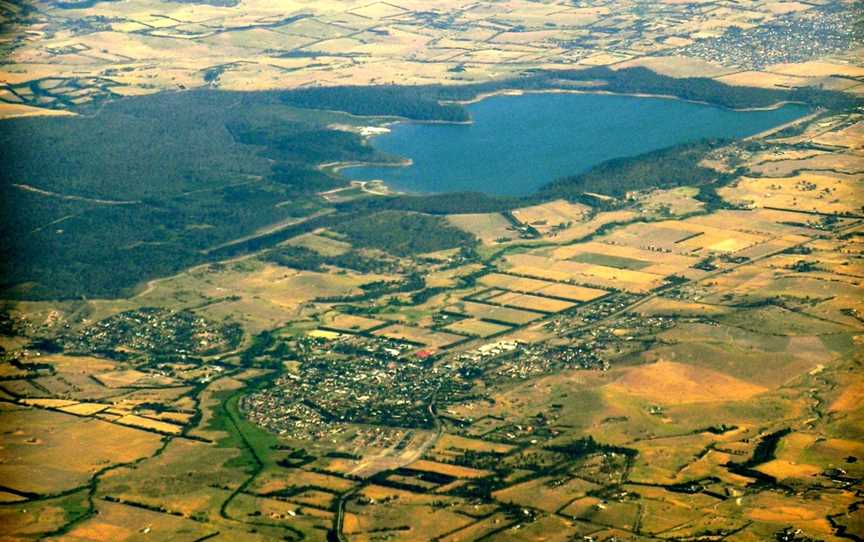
[431,434,514,456]
[0,103,77,118]
[635,297,731,317]
[770,60,864,78]
[604,221,703,251]
[124,259,397,333]
[446,300,544,325]
[608,361,768,404]
[693,235,769,258]
[478,273,607,302]
[443,318,512,337]
[720,172,864,216]
[57,402,111,416]
[320,312,387,333]
[58,499,214,542]
[0,406,164,494]
[476,272,544,290]
[492,476,599,512]
[348,504,474,542]
[15,355,124,401]
[750,151,863,176]
[742,490,852,539]
[487,291,576,313]
[115,414,184,435]
[253,468,356,495]
[99,440,247,519]
[811,120,864,149]
[830,373,864,414]
[716,70,815,89]
[447,213,516,244]
[373,323,466,349]
[94,369,177,388]
[756,459,822,480]
[637,186,706,216]
[504,253,665,293]
[406,459,491,479]
[510,199,591,236]
[552,240,699,275]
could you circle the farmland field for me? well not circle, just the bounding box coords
[0,406,164,495]
[447,213,516,244]
[478,273,608,302]
[372,323,467,349]
[486,291,577,313]
[446,300,545,325]
[568,252,652,270]
[443,318,512,337]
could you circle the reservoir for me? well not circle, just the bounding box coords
[341,92,809,196]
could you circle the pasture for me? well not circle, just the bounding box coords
[446,300,544,325]
[373,323,466,349]
[0,406,163,495]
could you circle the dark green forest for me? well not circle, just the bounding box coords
[331,211,477,257]
[538,139,729,200]
[281,86,470,122]
[0,91,389,299]
[278,66,859,121]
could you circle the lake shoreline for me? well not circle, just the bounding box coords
[348,87,808,153]
[328,91,810,197]
[443,87,808,113]
[318,157,413,175]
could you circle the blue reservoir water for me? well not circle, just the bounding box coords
[341,92,808,196]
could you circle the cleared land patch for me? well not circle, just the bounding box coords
[372,323,466,349]
[447,213,516,244]
[510,199,591,237]
[568,252,652,270]
[486,291,577,313]
[492,476,599,512]
[445,300,544,325]
[608,361,768,405]
[504,253,665,293]
[321,312,388,333]
[478,273,608,302]
[405,459,491,479]
[442,318,512,337]
[0,406,163,494]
